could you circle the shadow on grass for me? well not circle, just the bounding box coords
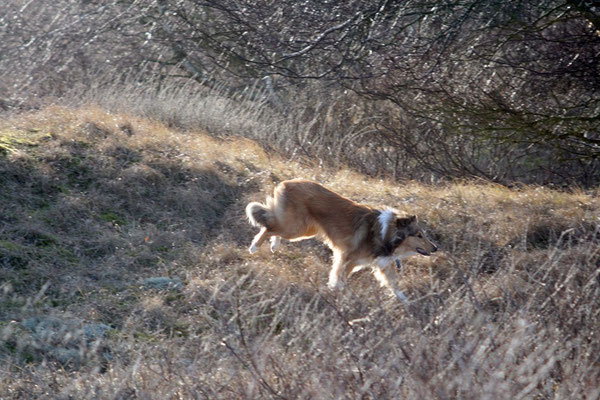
[0,123,251,300]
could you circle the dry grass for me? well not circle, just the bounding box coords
[0,106,598,399]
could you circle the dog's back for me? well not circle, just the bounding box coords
[248,179,373,250]
[283,180,373,248]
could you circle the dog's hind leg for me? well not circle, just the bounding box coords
[249,227,271,254]
[328,251,356,291]
[269,236,281,252]
[327,251,344,290]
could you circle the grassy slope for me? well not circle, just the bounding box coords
[1,106,599,399]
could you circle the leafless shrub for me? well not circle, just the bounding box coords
[2,0,599,186]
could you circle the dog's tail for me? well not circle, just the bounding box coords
[246,200,275,229]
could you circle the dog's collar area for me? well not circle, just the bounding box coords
[374,241,395,258]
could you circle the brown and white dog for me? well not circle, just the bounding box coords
[245,179,437,301]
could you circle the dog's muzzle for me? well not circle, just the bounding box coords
[416,245,438,256]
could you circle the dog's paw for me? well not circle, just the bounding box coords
[327,279,344,291]
[249,244,259,254]
[270,236,280,252]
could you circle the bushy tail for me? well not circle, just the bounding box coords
[246,201,274,228]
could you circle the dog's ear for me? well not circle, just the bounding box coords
[396,215,416,228]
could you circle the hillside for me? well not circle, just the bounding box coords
[1,106,599,399]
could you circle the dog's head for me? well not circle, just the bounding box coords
[376,211,438,259]
[392,215,438,258]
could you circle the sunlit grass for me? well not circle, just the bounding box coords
[0,105,598,399]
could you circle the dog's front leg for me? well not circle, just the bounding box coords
[373,258,408,302]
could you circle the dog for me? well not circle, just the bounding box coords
[245,179,437,301]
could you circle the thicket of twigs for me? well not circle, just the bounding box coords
[2,0,599,185]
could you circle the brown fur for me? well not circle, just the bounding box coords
[246,179,437,300]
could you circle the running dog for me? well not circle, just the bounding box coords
[245,179,437,301]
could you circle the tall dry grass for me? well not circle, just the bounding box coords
[66,76,600,186]
[70,78,426,180]
[0,105,598,399]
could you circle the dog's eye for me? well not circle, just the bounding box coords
[417,233,423,238]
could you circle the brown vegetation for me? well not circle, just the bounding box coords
[1,106,598,398]
[1,2,598,397]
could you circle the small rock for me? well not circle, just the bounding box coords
[20,316,113,370]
